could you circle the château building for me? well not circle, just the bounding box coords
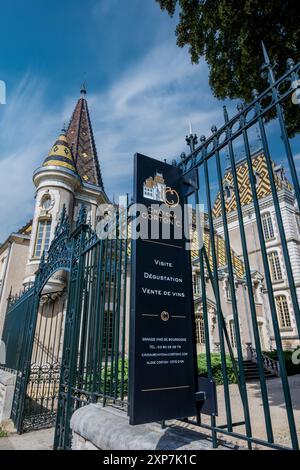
[0,90,299,361]
[192,149,300,354]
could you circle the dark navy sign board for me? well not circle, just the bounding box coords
[129,153,197,425]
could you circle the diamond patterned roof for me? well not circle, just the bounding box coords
[212,152,293,218]
[43,133,77,174]
[66,97,104,188]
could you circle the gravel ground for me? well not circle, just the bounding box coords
[187,374,300,449]
[0,375,299,450]
[0,427,54,450]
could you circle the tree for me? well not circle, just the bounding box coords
[155,0,300,135]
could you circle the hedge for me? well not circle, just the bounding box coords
[86,354,238,394]
[197,353,238,385]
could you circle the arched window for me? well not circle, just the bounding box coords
[196,316,205,344]
[261,212,274,241]
[34,219,51,258]
[268,251,283,281]
[275,295,292,328]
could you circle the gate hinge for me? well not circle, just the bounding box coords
[195,391,206,402]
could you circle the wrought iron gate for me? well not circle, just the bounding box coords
[53,204,129,449]
[5,203,129,441]
[2,47,300,451]
[21,291,67,431]
[178,47,300,450]
[7,207,74,433]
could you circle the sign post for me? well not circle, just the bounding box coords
[129,153,197,425]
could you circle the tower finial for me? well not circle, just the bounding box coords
[80,82,87,96]
[61,122,67,133]
[261,41,270,65]
[185,122,198,153]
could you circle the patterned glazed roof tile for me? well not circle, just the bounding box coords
[212,152,293,218]
[192,228,244,278]
[66,97,104,188]
[43,133,77,174]
[126,219,244,278]
[17,219,32,235]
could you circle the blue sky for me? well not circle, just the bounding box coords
[0,0,299,241]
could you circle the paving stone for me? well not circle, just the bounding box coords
[0,428,54,450]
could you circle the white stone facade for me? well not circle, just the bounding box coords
[212,186,300,352]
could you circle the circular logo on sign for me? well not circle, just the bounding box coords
[165,187,179,207]
[161,311,170,322]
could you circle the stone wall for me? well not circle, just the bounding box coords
[0,369,16,424]
[70,404,226,451]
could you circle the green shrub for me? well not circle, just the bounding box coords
[0,427,8,438]
[84,359,129,397]
[85,355,238,394]
[197,353,238,385]
[104,358,129,396]
[111,355,237,389]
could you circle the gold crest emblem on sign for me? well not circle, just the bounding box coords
[165,187,179,207]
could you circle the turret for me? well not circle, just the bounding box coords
[23,130,80,285]
[23,88,108,286]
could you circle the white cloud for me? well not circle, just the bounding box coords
[290,153,300,177]
[89,42,222,194]
[91,0,120,17]
[293,153,300,161]
[0,41,223,241]
[0,75,62,241]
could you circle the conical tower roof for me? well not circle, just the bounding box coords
[43,132,77,174]
[66,87,104,188]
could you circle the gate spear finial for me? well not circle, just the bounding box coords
[186,121,198,153]
[261,41,275,85]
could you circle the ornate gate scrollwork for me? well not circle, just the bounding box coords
[10,205,87,433]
